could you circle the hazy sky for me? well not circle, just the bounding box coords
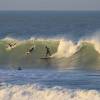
[0,0,100,11]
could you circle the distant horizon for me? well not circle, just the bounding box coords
[0,10,100,11]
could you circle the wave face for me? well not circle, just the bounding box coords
[0,37,59,68]
[0,37,100,69]
[0,84,100,100]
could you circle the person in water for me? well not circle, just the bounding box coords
[45,46,51,57]
[8,43,16,49]
[26,45,35,55]
[26,38,36,55]
[17,67,22,70]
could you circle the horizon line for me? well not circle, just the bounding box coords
[0,10,100,11]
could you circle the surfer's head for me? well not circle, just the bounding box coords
[45,46,48,48]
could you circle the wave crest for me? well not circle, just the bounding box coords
[0,37,100,69]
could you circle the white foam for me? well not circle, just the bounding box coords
[52,39,78,58]
[29,37,60,41]
[2,37,18,42]
[0,84,100,100]
[51,36,100,58]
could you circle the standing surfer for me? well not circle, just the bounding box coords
[45,46,51,57]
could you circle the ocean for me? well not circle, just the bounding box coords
[0,11,100,100]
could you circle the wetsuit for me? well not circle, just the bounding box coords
[45,46,51,57]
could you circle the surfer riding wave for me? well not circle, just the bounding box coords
[45,46,51,57]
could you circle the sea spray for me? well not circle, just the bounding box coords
[51,39,77,58]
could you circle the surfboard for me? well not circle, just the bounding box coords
[40,57,52,59]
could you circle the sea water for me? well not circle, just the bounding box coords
[0,11,100,100]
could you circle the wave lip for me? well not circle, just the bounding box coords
[0,84,100,100]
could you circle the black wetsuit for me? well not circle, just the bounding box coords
[29,47,34,53]
[45,46,51,57]
[26,46,34,55]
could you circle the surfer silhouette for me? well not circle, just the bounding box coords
[26,46,35,55]
[45,46,51,57]
[26,38,36,55]
[17,67,22,70]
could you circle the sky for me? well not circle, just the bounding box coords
[0,0,100,11]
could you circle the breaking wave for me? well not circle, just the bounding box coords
[0,37,100,69]
[0,84,100,100]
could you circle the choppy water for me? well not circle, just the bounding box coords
[0,11,100,100]
[0,69,100,100]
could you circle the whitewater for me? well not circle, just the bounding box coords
[0,84,100,100]
[0,69,100,100]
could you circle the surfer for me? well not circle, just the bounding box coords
[8,43,16,49]
[45,46,51,57]
[26,38,36,55]
[17,67,22,70]
[26,46,35,55]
